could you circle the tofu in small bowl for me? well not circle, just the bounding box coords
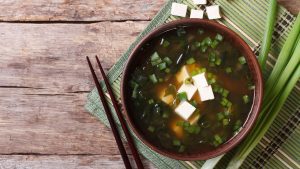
[121,19,263,160]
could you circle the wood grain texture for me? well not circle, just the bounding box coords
[0,0,298,168]
[0,155,155,169]
[0,0,165,21]
[0,22,148,155]
[278,0,300,15]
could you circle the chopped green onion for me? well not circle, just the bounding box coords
[208,53,216,62]
[215,34,224,41]
[151,52,160,62]
[186,57,196,64]
[151,58,162,66]
[173,139,181,146]
[215,57,222,66]
[162,111,169,118]
[208,78,216,84]
[148,99,154,104]
[225,67,232,73]
[201,45,208,53]
[132,85,138,98]
[148,126,155,132]
[238,56,247,65]
[211,40,219,48]
[178,145,185,152]
[223,119,229,126]
[163,57,172,65]
[195,41,201,47]
[198,29,204,35]
[222,89,229,97]
[149,74,158,84]
[214,134,223,144]
[158,62,167,70]
[217,112,225,121]
[243,95,250,104]
[165,68,171,73]
[202,37,212,46]
[177,92,188,101]
[162,40,170,48]
[226,101,232,108]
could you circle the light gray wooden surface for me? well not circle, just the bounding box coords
[0,0,298,168]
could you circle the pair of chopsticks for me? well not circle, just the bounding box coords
[86,56,144,169]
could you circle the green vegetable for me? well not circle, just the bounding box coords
[238,56,247,65]
[223,119,229,126]
[215,57,222,66]
[148,126,155,132]
[148,99,154,104]
[258,0,277,69]
[202,37,212,46]
[243,95,250,104]
[178,145,185,152]
[217,112,225,121]
[201,45,208,52]
[163,57,173,65]
[225,67,232,73]
[162,111,169,118]
[149,74,158,84]
[132,85,138,98]
[222,89,229,97]
[162,40,170,48]
[198,29,204,35]
[264,15,300,98]
[173,139,181,146]
[211,40,219,48]
[215,34,224,41]
[214,134,223,145]
[177,92,188,101]
[227,13,300,169]
[165,68,171,73]
[158,62,167,70]
[186,57,196,64]
[151,52,160,62]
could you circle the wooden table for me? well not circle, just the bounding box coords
[0,1,298,168]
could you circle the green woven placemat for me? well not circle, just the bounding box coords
[85,0,300,168]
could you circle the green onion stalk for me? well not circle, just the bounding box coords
[226,13,300,168]
[258,0,277,70]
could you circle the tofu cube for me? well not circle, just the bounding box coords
[178,83,197,100]
[175,101,196,120]
[171,3,188,17]
[192,0,207,5]
[158,88,175,105]
[198,85,215,101]
[161,95,175,105]
[190,9,204,19]
[206,5,222,20]
[176,65,190,83]
[192,72,208,88]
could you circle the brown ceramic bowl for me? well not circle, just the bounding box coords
[121,19,263,160]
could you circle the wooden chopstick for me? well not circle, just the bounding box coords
[86,56,132,169]
[95,56,144,169]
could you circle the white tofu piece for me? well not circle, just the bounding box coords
[198,85,215,101]
[171,3,188,17]
[192,0,207,5]
[178,83,197,100]
[176,66,190,83]
[206,5,222,20]
[175,101,196,120]
[192,72,208,88]
[190,9,204,19]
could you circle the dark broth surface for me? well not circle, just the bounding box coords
[128,26,254,154]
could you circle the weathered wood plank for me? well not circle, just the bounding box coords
[0,0,165,21]
[0,0,298,22]
[0,155,155,169]
[0,22,148,154]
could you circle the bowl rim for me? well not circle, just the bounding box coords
[121,19,263,160]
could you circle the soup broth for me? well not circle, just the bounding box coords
[128,26,254,154]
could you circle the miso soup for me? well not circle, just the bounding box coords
[128,26,254,154]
